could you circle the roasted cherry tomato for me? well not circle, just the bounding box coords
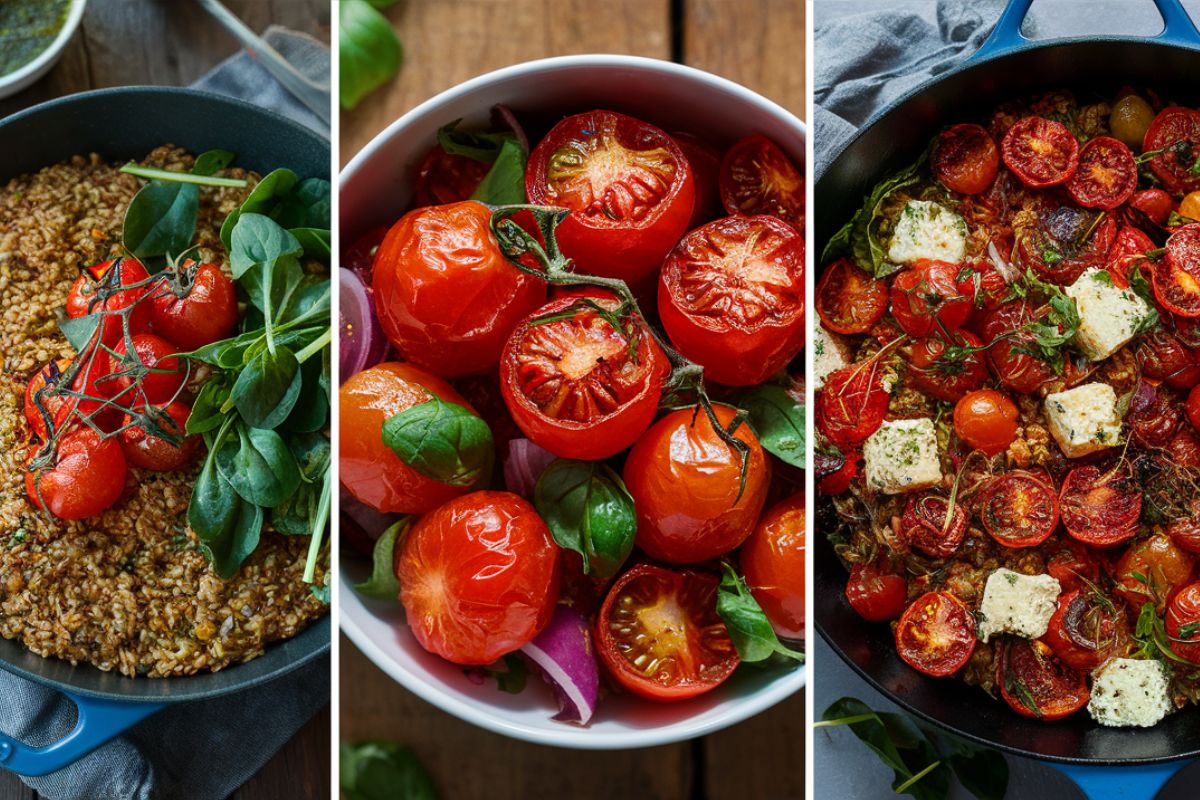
[673,131,724,227]
[980,471,1060,548]
[1106,226,1155,287]
[372,201,546,376]
[740,492,805,640]
[339,362,479,514]
[816,257,888,335]
[526,110,695,283]
[1166,582,1200,663]
[623,405,770,564]
[1001,116,1080,188]
[106,333,187,406]
[1128,383,1184,448]
[1060,464,1141,548]
[396,491,559,665]
[1065,136,1137,210]
[1015,206,1116,285]
[595,564,740,701]
[953,389,1018,456]
[899,493,967,558]
[954,259,1010,318]
[1182,191,1200,222]
[895,591,977,677]
[412,143,490,207]
[1043,589,1128,671]
[1045,539,1101,592]
[1137,330,1200,390]
[816,359,891,447]
[1168,514,1200,554]
[845,561,907,622]
[119,401,199,472]
[23,357,112,440]
[889,259,971,337]
[499,295,666,460]
[1170,424,1200,467]
[933,123,1000,195]
[995,638,1089,721]
[1115,533,1195,612]
[718,133,805,231]
[908,330,988,402]
[148,260,238,351]
[1110,93,1156,149]
[1188,384,1200,433]
[1156,224,1200,318]
[1130,188,1175,226]
[659,214,805,385]
[981,301,1055,394]
[817,450,858,495]
[65,257,153,348]
[1143,106,1200,196]
[25,427,127,520]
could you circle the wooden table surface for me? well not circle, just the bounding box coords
[0,2,331,799]
[339,2,806,799]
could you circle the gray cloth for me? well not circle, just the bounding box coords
[1,24,330,800]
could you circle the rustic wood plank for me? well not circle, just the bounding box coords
[340,0,673,163]
[682,0,806,119]
[702,689,805,800]
[229,706,331,800]
[340,634,692,799]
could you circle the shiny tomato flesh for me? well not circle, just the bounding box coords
[1059,465,1141,548]
[980,471,1059,548]
[846,562,907,622]
[25,428,127,520]
[996,638,1089,721]
[740,493,805,640]
[816,257,888,335]
[718,133,804,230]
[895,591,976,677]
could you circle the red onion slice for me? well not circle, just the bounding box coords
[493,104,529,152]
[503,439,557,499]
[339,268,389,384]
[520,605,599,726]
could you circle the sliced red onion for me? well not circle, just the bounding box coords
[1131,380,1157,415]
[521,606,599,726]
[340,484,403,543]
[493,104,529,152]
[503,439,556,499]
[339,268,388,383]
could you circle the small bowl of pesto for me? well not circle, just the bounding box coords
[0,0,87,100]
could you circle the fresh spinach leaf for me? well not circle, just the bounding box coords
[124,181,198,261]
[187,378,230,434]
[272,482,316,535]
[381,397,494,489]
[354,519,407,600]
[339,0,403,111]
[229,213,304,279]
[288,431,332,483]
[282,357,330,433]
[231,346,303,429]
[216,425,302,509]
[58,314,101,353]
[533,459,636,579]
[190,448,264,580]
[292,227,332,260]
[470,137,528,205]
[742,384,804,468]
[715,562,804,663]
[220,169,299,250]
[340,740,437,800]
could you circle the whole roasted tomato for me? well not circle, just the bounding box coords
[908,331,988,402]
[659,214,805,385]
[816,257,888,335]
[148,260,238,351]
[889,260,971,337]
[623,405,770,564]
[953,388,1019,456]
[740,492,805,640]
[23,357,112,440]
[396,491,559,665]
[106,333,188,406]
[899,493,967,558]
[1115,533,1194,612]
[816,359,891,447]
[119,401,199,472]
[845,561,907,622]
[981,300,1055,394]
[372,201,546,377]
[65,257,153,348]
[1166,582,1200,663]
[25,428,127,520]
[933,123,1000,195]
[526,110,695,283]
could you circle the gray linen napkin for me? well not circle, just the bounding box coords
[0,25,331,800]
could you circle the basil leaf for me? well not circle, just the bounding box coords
[339,0,403,111]
[187,379,230,434]
[123,181,198,261]
[437,119,514,163]
[217,426,302,508]
[381,397,494,489]
[340,741,437,800]
[232,346,303,429]
[715,562,804,663]
[470,137,528,205]
[533,459,636,579]
[742,384,805,468]
[229,213,304,280]
[354,520,406,600]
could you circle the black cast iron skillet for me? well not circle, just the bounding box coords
[0,87,330,777]
[815,0,1200,796]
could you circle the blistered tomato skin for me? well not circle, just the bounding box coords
[740,493,805,640]
[66,257,153,348]
[396,491,560,665]
[623,405,770,564]
[26,428,127,520]
[149,261,239,351]
[659,215,805,385]
[338,362,477,514]
[119,401,199,472]
[371,201,546,377]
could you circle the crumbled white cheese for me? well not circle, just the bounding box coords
[1044,382,1123,458]
[813,324,850,391]
[1088,658,1174,728]
[1065,268,1155,361]
[977,569,1060,643]
[886,200,968,266]
[862,417,941,494]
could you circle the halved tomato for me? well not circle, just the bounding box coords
[933,123,1000,195]
[899,493,967,558]
[845,561,907,622]
[889,259,972,337]
[954,259,1010,318]
[1128,382,1184,447]
[1043,589,1129,671]
[1045,539,1102,592]
[1166,582,1200,664]
[526,110,695,283]
[1143,107,1200,196]
[996,638,1089,721]
[1155,224,1200,318]
[908,330,988,402]
[1001,116,1080,188]
[718,133,804,231]
[1169,424,1200,467]
[980,471,1059,548]
[980,301,1055,394]
[412,143,490,207]
[1060,464,1141,547]
[595,563,740,701]
[1065,136,1137,210]
[895,591,976,677]
[1015,206,1116,285]
[1105,226,1155,287]
[815,359,891,447]
[816,258,888,335]
[952,388,1019,456]
[1115,533,1195,612]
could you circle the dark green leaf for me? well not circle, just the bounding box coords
[339,740,437,800]
[190,450,263,580]
[355,520,407,600]
[288,431,332,482]
[492,653,527,694]
[282,356,331,433]
[220,169,299,250]
[339,0,403,111]
[123,181,198,260]
[217,425,302,508]
[187,378,230,434]
[291,227,332,260]
[470,137,528,205]
[192,149,236,176]
[715,562,804,663]
[229,213,304,280]
[232,346,303,429]
[381,397,494,489]
[272,482,316,535]
[533,459,635,579]
[58,314,101,353]
[293,178,332,228]
[437,119,515,162]
[240,254,304,320]
[742,384,805,468]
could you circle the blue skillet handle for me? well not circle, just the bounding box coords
[0,693,163,778]
[1052,761,1188,800]
[974,0,1200,62]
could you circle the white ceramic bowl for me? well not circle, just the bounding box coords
[0,0,88,100]
[339,54,807,748]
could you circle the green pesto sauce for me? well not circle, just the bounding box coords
[0,0,71,77]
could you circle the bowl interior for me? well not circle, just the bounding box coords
[339,56,806,746]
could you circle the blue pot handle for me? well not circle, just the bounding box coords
[0,693,163,777]
[1052,761,1188,799]
[974,0,1200,61]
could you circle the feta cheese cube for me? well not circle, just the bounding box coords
[1044,382,1123,458]
[886,200,968,266]
[813,324,850,391]
[862,417,941,494]
[1088,658,1173,728]
[1065,268,1155,360]
[977,569,1060,643]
